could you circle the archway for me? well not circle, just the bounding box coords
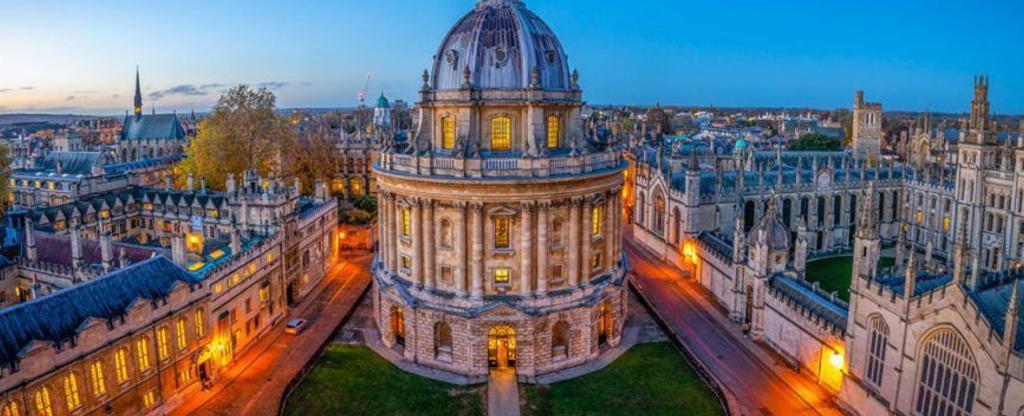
[286,280,299,306]
[391,307,405,347]
[488,325,516,369]
[598,302,613,345]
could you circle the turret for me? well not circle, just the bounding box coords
[100,232,113,273]
[733,204,746,263]
[1004,280,1021,354]
[226,174,236,194]
[187,173,195,192]
[70,225,83,272]
[904,250,917,298]
[24,219,37,262]
[794,218,808,276]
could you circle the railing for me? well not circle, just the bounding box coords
[377,149,626,179]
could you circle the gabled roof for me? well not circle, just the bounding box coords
[121,113,186,142]
[0,257,199,367]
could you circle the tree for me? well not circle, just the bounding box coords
[788,133,842,151]
[175,85,292,190]
[279,119,341,195]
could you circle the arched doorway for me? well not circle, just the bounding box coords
[286,280,299,306]
[488,325,516,369]
[391,307,405,347]
[598,302,612,345]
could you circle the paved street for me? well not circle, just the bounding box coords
[171,252,374,416]
[626,238,843,416]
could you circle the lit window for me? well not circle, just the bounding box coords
[3,400,19,416]
[99,210,110,219]
[943,217,950,231]
[176,318,188,350]
[136,339,150,372]
[494,217,510,249]
[400,255,412,271]
[194,310,205,337]
[494,268,511,284]
[89,361,106,396]
[114,348,129,383]
[207,209,219,218]
[916,210,923,224]
[491,116,511,151]
[142,389,156,408]
[231,273,241,286]
[33,387,51,416]
[592,253,603,270]
[259,286,270,303]
[546,116,560,149]
[214,282,224,294]
[143,203,154,211]
[442,116,456,150]
[400,207,412,237]
[62,373,80,410]
[592,206,602,235]
[157,327,170,360]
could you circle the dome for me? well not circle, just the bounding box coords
[749,200,790,251]
[735,139,749,150]
[376,93,390,109]
[431,0,572,91]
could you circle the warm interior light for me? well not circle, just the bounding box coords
[829,351,844,370]
[681,241,699,265]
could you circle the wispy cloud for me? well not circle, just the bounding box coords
[258,81,289,90]
[65,95,77,101]
[0,86,34,94]
[72,90,98,94]
[147,83,226,100]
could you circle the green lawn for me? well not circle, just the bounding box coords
[805,256,895,302]
[283,345,485,416]
[521,342,723,416]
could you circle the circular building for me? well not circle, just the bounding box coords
[372,0,628,379]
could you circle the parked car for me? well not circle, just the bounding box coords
[285,318,307,335]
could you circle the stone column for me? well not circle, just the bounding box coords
[471,203,484,299]
[412,200,423,286]
[568,199,581,287]
[378,192,388,267]
[423,200,435,288]
[537,203,549,295]
[605,195,616,271]
[581,200,593,284]
[520,203,533,297]
[387,196,398,271]
[455,203,468,298]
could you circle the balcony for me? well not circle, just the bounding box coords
[375,149,626,180]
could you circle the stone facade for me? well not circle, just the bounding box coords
[372,0,628,380]
[852,91,882,161]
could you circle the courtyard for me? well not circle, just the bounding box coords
[283,345,486,416]
[805,255,896,302]
[520,342,723,416]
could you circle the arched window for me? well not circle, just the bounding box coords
[114,348,129,383]
[440,218,453,248]
[89,360,106,396]
[637,192,646,226]
[194,309,205,338]
[491,116,512,151]
[546,116,560,149]
[551,321,569,360]
[156,327,170,360]
[591,206,602,236]
[865,315,889,388]
[744,200,756,233]
[913,328,978,416]
[654,192,666,234]
[441,116,456,150]
[33,387,52,416]
[2,400,19,416]
[672,207,681,244]
[494,217,511,249]
[434,322,453,362]
[176,318,188,350]
[62,373,81,410]
[400,206,412,237]
[136,337,151,372]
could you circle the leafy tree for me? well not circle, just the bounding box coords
[788,133,842,151]
[353,194,377,214]
[175,85,292,190]
[280,118,341,195]
[342,209,373,225]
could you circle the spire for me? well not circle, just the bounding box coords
[133,66,143,119]
[857,182,879,238]
[1004,280,1020,349]
[904,250,917,298]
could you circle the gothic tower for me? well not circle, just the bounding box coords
[852,90,882,162]
[134,67,143,120]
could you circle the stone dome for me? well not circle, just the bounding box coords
[431,0,572,91]
[749,200,790,251]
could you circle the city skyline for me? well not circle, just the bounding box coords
[1,0,1023,115]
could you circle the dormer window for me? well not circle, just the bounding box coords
[491,116,512,151]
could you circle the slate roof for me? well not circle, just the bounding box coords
[874,273,953,297]
[968,279,1024,353]
[121,114,187,142]
[26,187,231,231]
[103,154,183,175]
[31,232,163,268]
[769,273,848,330]
[19,152,105,176]
[0,257,199,368]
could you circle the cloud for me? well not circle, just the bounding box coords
[147,83,226,100]
[0,86,34,94]
[72,90,98,94]
[258,81,289,90]
[65,96,77,101]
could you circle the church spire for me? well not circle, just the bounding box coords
[133,66,143,119]
[1003,279,1020,351]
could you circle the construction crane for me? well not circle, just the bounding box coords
[357,72,373,107]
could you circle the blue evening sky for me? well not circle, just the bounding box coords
[1,0,1021,115]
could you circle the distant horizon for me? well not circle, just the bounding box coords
[1,1,1022,116]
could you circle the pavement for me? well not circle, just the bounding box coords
[169,252,374,416]
[487,369,521,416]
[626,238,844,416]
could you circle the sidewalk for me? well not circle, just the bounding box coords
[487,369,520,416]
[169,254,373,416]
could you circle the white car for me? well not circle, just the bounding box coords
[285,318,307,335]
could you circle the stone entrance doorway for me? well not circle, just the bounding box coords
[391,307,405,347]
[488,325,516,369]
[598,302,612,345]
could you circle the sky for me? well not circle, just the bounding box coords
[1,0,1022,115]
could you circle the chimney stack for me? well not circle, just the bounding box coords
[230,226,242,255]
[24,219,37,262]
[171,235,186,267]
[70,226,83,272]
[100,233,114,273]
[187,173,195,192]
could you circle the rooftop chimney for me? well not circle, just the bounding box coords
[100,233,113,273]
[171,235,186,267]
